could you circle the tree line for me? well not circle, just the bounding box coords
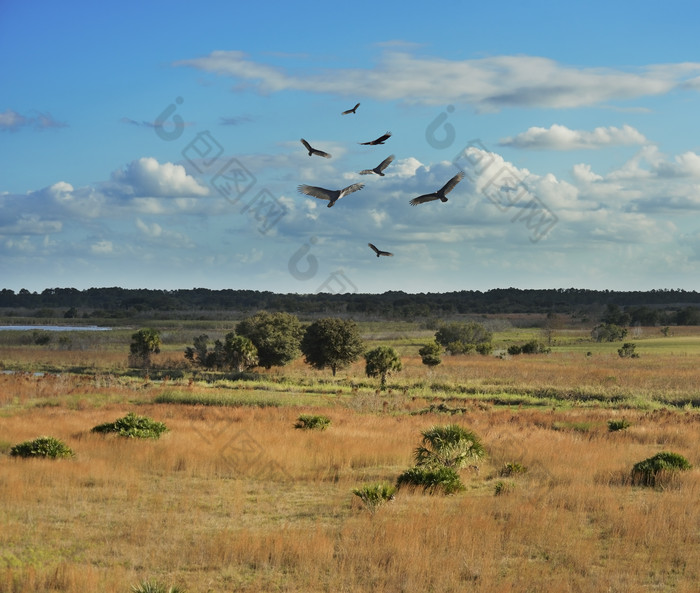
[2,287,700,320]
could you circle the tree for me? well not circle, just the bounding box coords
[185,332,258,371]
[235,311,303,369]
[418,341,442,368]
[591,323,628,342]
[364,346,402,390]
[129,328,161,368]
[435,321,492,355]
[300,318,365,376]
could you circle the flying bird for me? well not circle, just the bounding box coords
[409,172,465,206]
[359,131,392,145]
[342,102,360,115]
[359,154,395,176]
[297,183,365,208]
[300,138,331,159]
[368,243,394,257]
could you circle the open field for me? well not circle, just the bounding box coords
[1,319,699,592]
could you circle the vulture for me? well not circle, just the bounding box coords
[409,172,465,206]
[300,138,331,159]
[297,183,365,208]
[368,243,394,257]
[359,131,392,145]
[342,102,360,115]
[359,154,395,176]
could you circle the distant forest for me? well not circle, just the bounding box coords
[1,287,700,324]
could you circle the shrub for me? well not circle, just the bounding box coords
[608,418,631,432]
[414,424,486,469]
[10,436,74,459]
[618,342,639,358]
[352,482,396,514]
[396,465,465,495]
[294,414,331,430]
[91,412,168,439]
[131,581,187,593]
[499,462,528,477]
[494,480,516,496]
[631,451,692,488]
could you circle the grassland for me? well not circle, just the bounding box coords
[0,317,699,592]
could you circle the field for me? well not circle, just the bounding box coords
[1,317,699,592]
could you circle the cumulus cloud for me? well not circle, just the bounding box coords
[0,109,66,131]
[500,124,647,150]
[175,50,700,110]
[111,157,209,197]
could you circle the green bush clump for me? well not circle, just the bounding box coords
[631,451,692,488]
[396,466,465,495]
[608,418,631,432]
[10,436,74,459]
[352,482,397,514]
[294,414,331,430]
[414,424,486,469]
[499,462,528,477]
[131,581,187,593]
[494,480,516,496]
[91,412,168,439]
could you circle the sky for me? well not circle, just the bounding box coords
[2,0,700,295]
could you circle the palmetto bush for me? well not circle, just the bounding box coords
[396,466,465,495]
[631,451,691,488]
[414,424,486,469]
[352,482,397,514]
[91,412,168,439]
[10,436,74,459]
[294,414,331,430]
[130,580,187,593]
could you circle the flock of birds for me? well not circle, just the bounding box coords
[297,102,465,259]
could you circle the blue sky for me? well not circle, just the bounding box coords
[2,0,700,295]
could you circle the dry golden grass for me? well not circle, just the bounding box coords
[1,398,699,592]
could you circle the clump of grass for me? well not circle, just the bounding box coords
[608,418,631,432]
[396,465,465,495]
[352,482,397,514]
[131,581,187,593]
[499,462,528,477]
[631,451,691,488]
[494,480,516,496]
[294,414,331,430]
[10,436,74,459]
[91,412,168,439]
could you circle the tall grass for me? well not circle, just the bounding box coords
[0,403,698,592]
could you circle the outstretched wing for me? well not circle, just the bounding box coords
[376,154,395,172]
[409,193,439,206]
[368,243,380,254]
[439,171,465,196]
[374,131,392,143]
[300,138,312,152]
[339,183,365,197]
[297,185,331,201]
[313,147,332,158]
[359,169,375,175]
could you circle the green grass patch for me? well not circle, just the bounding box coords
[91,412,168,439]
[10,436,74,459]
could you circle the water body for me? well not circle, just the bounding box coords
[0,325,112,331]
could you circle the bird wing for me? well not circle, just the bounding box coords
[409,193,439,206]
[300,138,312,151]
[368,243,380,254]
[297,185,332,201]
[359,169,375,175]
[313,148,332,158]
[373,131,392,143]
[439,171,465,196]
[376,154,395,172]
[339,183,365,197]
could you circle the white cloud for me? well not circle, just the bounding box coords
[112,157,209,197]
[0,108,67,131]
[500,124,647,150]
[175,50,700,110]
[90,240,114,255]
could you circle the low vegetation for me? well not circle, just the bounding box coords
[631,451,692,488]
[9,435,74,459]
[91,412,168,439]
[294,414,331,430]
